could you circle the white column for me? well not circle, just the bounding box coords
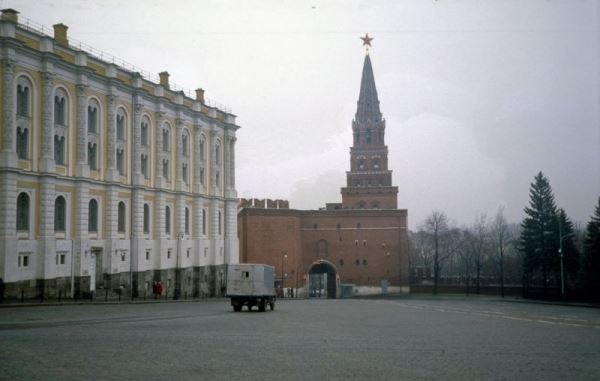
[175,119,184,190]
[193,124,202,193]
[0,172,17,280]
[209,129,219,195]
[106,94,119,181]
[39,71,55,172]
[132,103,143,185]
[0,59,17,167]
[154,112,164,188]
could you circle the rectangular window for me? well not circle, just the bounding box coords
[146,250,150,261]
[88,144,97,170]
[17,128,28,160]
[56,253,66,265]
[141,124,148,147]
[121,252,126,262]
[163,160,169,180]
[117,115,125,141]
[141,155,148,179]
[117,150,125,175]
[200,168,205,185]
[54,135,65,165]
[88,107,97,134]
[186,249,190,258]
[54,97,65,125]
[18,254,30,268]
[182,164,188,183]
[167,250,171,259]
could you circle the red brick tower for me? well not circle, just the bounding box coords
[341,41,398,209]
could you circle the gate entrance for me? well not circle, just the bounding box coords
[308,261,337,299]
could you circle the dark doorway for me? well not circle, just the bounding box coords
[308,261,337,299]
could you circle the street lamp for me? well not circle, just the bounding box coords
[175,232,185,300]
[281,253,288,296]
[558,220,574,297]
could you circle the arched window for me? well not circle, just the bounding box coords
[162,125,170,152]
[141,118,149,147]
[117,201,126,233]
[16,77,32,160]
[17,81,30,117]
[87,99,99,134]
[199,138,205,161]
[88,199,98,233]
[185,207,190,235]
[54,196,66,232]
[182,132,189,157]
[54,89,66,126]
[215,142,221,165]
[165,206,171,234]
[143,204,150,234]
[202,209,206,235]
[16,192,29,231]
[366,129,372,144]
[116,109,126,141]
[200,168,205,185]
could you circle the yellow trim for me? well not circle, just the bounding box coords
[15,33,41,50]
[53,49,75,64]
[87,61,106,76]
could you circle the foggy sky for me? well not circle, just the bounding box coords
[6,0,599,229]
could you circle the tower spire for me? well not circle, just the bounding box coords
[355,46,382,123]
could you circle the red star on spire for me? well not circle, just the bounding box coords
[360,33,373,47]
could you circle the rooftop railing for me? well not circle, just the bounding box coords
[16,15,232,113]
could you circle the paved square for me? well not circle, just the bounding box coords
[1,297,599,380]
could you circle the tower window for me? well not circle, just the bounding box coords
[16,192,30,232]
[54,196,66,232]
[118,201,126,233]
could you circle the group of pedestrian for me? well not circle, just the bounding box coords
[152,281,163,299]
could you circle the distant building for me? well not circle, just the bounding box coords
[0,9,239,299]
[238,46,409,297]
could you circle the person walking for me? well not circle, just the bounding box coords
[152,281,158,299]
[157,281,163,299]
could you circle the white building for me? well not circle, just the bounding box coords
[0,9,239,299]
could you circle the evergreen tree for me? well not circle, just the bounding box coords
[582,197,600,300]
[520,172,559,294]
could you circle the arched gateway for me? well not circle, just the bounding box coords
[308,260,337,299]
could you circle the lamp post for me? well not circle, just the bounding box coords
[558,219,574,297]
[175,232,184,300]
[281,253,287,296]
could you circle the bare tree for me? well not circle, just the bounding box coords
[468,212,488,294]
[424,210,461,294]
[491,206,509,297]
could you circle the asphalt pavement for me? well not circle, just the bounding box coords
[1,297,599,380]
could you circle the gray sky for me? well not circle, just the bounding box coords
[6,0,599,229]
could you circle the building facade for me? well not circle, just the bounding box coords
[238,46,409,297]
[0,9,239,299]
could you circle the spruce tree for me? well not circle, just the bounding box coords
[520,172,559,294]
[582,197,600,300]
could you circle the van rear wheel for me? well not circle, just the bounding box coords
[269,302,275,311]
[233,304,242,312]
